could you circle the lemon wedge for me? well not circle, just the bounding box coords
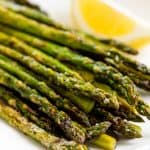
[71,0,150,49]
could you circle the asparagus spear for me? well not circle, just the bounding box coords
[0,6,148,76]
[0,1,63,29]
[0,85,58,134]
[94,107,142,138]
[0,45,119,110]
[0,68,87,143]
[0,85,113,145]
[0,101,88,150]
[105,57,150,91]
[0,30,140,105]
[0,1,138,55]
[74,31,138,55]
[3,0,43,10]
[0,56,91,126]
[98,39,138,55]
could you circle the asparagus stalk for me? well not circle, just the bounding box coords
[0,30,141,105]
[0,45,119,110]
[0,101,88,150]
[0,6,148,76]
[98,39,138,54]
[94,107,142,138]
[0,1,63,29]
[0,85,113,146]
[0,68,87,143]
[74,31,138,55]
[0,1,138,55]
[3,0,43,10]
[105,57,150,91]
[0,56,91,126]
[0,85,58,134]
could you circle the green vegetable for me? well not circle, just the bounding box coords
[0,32,82,80]
[0,86,116,149]
[0,68,87,143]
[0,56,90,126]
[94,107,142,138]
[0,101,88,150]
[0,1,63,29]
[2,0,43,10]
[0,44,119,110]
[0,85,112,140]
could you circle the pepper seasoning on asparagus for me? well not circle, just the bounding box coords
[0,44,119,110]
[0,101,88,150]
[0,68,87,143]
[0,55,91,127]
[0,6,148,77]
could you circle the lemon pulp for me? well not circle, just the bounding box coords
[78,0,135,37]
[128,37,150,49]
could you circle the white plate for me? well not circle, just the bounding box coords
[0,0,150,150]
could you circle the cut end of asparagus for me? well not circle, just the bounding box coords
[90,133,117,150]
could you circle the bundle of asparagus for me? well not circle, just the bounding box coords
[0,2,149,150]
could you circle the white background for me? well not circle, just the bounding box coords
[0,0,150,150]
